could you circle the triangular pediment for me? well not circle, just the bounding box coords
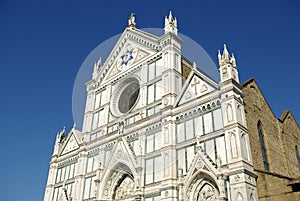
[184,147,219,190]
[97,28,160,82]
[176,71,218,106]
[99,137,138,199]
[60,130,80,155]
[103,138,138,172]
[105,43,152,79]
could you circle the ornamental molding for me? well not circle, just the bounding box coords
[57,156,78,167]
[174,98,221,121]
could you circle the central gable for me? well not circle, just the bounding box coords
[105,43,152,79]
[100,28,160,82]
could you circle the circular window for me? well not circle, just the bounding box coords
[110,76,140,117]
[118,83,140,113]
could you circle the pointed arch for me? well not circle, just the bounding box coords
[185,173,219,201]
[99,162,136,200]
[196,182,218,201]
[227,103,233,122]
[295,145,300,169]
[236,192,244,201]
[230,132,238,158]
[257,121,269,171]
[241,133,249,161]
[113,174,135,200]
[250,193,256,201]
[98,139,139,200]
[237,104,243,123]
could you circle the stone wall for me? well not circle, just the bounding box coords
[256,171,300,201]
[242,79,300,200]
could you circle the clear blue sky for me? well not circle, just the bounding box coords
[0,1,299,200]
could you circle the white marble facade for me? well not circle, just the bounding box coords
[44,12,258,201]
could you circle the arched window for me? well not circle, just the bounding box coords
[295,145,300,169]
[258,121,269,171]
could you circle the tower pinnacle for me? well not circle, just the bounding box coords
[164,11,178,35]
[218,44,239,83]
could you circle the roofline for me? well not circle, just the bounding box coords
[241,78,299,127]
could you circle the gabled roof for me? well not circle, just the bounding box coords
[59,128,82,156]
[94,27,162,84]
[242,78,299,127]
[175,67,218,107]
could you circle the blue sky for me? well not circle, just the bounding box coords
[0,1,299,200]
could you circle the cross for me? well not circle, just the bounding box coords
[191,77,200,95]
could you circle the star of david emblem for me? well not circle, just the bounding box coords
[121,49,133,66]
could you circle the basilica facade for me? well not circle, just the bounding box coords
[43,13,259,201]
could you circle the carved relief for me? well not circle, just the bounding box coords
[191,77,200,96]
[115,176,135,199]
[185,91,192,99]
[186,175,219,201]
[197,184,218,201]
[195,158,204,170]
[200,84,208,93]
[116,148,124,159]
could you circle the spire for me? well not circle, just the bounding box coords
[164,11,178,35]
[128,12,136,28]
[222,44,230,61]
[218,50,222,65]
[93,57,102,79]
[218,44,239,83]
[230,53,236,67]
[93,57,102,72]
[168,11,173,21]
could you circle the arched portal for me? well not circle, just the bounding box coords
[100,162,136,201]
[113,174,135,200]
[186,173,219,201]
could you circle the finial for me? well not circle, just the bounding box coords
[231,53,235,59]
[222,44,229,60]
[72,123,76,130]
[164,11,178,35]
[128,13,136,28]
[168,11,173,20]
[218,50,222,65]
[193,61,198,68]
[231,53,236,67]
[97,57,102,66]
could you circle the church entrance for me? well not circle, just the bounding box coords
[112,174,135,201]
[186,175,219,201]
